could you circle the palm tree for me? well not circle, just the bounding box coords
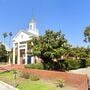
[84,26,90,42]
[3,32,8,44]
[9,32,12,48]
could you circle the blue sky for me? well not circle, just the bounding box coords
[0,0,90,47]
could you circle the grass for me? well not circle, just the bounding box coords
[18,80,60,90]
[0,70,76,90]
[0,71,59,90]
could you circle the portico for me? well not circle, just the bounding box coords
[13,42,28,64]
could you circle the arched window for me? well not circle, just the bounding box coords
[30,25,33,30]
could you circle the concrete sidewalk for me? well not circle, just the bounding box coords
[0,83,10,90]
[0,81,19,90]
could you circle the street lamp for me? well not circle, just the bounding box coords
[13,70,17,88]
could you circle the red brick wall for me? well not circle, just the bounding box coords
[9,65,88,90]
[21,68,88,90]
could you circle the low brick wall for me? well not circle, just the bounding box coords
[4,65,88,90]
[21,68,88,90]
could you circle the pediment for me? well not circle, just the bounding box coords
[13,30,33,43]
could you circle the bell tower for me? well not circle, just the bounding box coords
[28,19,39,36]
[29,19,36,31]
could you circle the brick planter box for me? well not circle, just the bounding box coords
[4,65,88,90]
[20,68,88,90]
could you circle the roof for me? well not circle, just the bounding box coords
[22,30,35,36]
[13,30,39,41]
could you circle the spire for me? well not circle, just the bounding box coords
[29,8,36,31]
[32,8,34,20]
[28,9,39,36]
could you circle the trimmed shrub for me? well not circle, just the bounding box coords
[20,72,30,79]
[25,63,44,70]
[79,59,87,68]
[30,75,40,81]
[55,79,65,88]
[44,60,68,71]
[86,59,90,66]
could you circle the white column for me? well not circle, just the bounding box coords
[17,42,20,65]
[31,57,35,64]
[13,43,15,64]
[8,56,11,64]
[30,49,34,64]
[25,43,28,65]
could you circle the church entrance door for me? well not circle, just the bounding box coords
[20,49,25,64]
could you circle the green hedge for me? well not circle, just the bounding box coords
[25,59,90,71]
[65,59,80,70]
[25,63,44,70]
[79,59,87,68]
[20,72,30,79]
[86,59,90,66]
[65,59,90,70]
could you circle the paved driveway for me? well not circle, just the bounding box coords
[69,67,90,77]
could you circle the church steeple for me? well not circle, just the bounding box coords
[28,18,39,36]
[29,19,36,31]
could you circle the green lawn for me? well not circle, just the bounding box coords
[0,71,76,90]
[0,71,59,90]
[18,79,60,90]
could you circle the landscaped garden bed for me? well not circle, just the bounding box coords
[0,70,77,90]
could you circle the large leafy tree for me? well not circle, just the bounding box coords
[85,46,90,59]
[76,47,88,59]
[0,43,7,62]
[84,26,90,42]
[68,47,88,59]
[28,30,69,69]
[67,47,78,59]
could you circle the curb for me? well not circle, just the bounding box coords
[0,81,19,90]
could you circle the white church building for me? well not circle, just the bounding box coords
[12,19,39,65]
